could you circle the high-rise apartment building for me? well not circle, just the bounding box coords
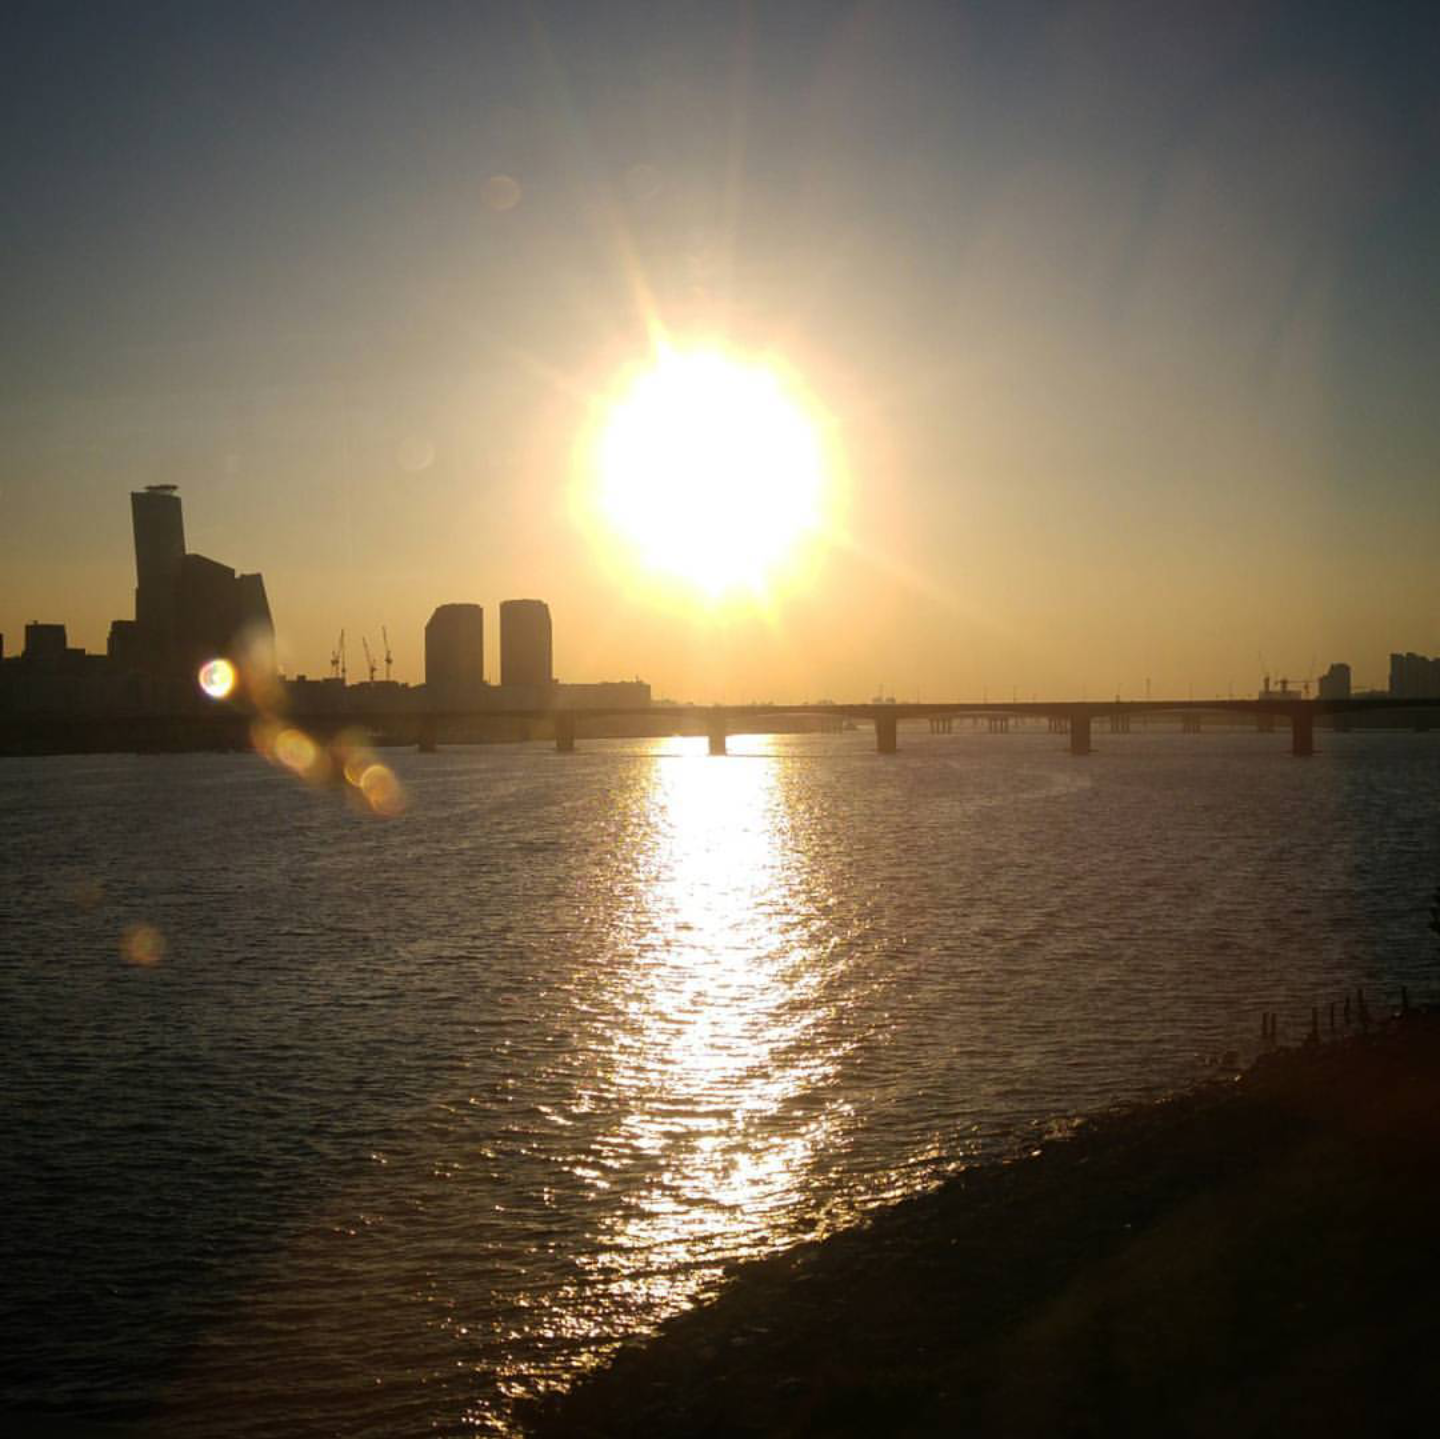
[1389,652,1440,699]
[499,599,553,690]
[425,604,485,701]
[1317,663,1351,701]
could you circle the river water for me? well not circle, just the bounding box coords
[3,728,1438,1435]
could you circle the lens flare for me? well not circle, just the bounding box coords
[336,730,379,787]
[234,625,281,711]
[198,657,238,700]
[271,727,332,784]
[120,922,166,967]
[358,762,407,817]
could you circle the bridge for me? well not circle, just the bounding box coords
[511,698,1434,758]
[3,698,1437,759]
[298,696,1436,760]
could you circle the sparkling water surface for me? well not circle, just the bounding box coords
[3,729,1438,1435]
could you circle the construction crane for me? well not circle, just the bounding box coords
[1262,672,1315,700]
[362,635,377,684]
[382,626,393,681]
[330,629,346,683]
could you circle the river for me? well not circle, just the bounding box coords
[2,728,1437,1435]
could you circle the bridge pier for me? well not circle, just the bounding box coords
[987,715,1009,734]
[876,713,898,754]
[1070,712,1092,756]
[1109,712,1130,734]
[418,717,437,754]
[708,714,731,760]
[1182,714,1202,734]
[1291,708,1314,758]
[554,711,576,753]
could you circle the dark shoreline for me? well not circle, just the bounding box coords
[523,1012,1440,1437]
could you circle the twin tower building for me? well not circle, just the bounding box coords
[425,599,553,708]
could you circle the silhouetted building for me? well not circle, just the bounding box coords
[1317,663,1351,701]
[113,487,274,678]
[1389,652,1440,699]
[23,623,69,666]
[500,599,553,691]
[131,485,186,636]
[425,604,485,703]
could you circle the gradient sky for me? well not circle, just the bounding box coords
[3,0,1438,700]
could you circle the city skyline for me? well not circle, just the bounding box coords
[0,478,1418,703]
[3,2,1438,700]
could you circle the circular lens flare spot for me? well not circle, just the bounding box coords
[120,922,166,967]
[198,657,238,700]
[358,763,407,817]
[272,727,331,784]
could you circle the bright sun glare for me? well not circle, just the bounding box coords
[594,349,827,597]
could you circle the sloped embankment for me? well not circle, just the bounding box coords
[524,1013,1440,1438]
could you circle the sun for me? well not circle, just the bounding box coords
[590,347,828,597]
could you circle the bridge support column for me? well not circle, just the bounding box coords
[876,714,898,754]
[707,718,728,756]
[1182,714,1202,734]
[418,717,437,754]
[1070,712,1092,756]
[1291,708,1314,758]
[554,711,576,753]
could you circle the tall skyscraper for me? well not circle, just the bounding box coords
[499,599,553,690]
[131,485,185,634]
[425,604,485,701]
[115,487,274,677]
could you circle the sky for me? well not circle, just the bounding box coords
[3,0,1438,700]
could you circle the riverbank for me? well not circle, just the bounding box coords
[523,1010,1440,1437]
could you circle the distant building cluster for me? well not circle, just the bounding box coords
[111,486,274,680]
[0,486,648,725]
[1,486,273,715]
[419,596,648,713]
[1389,652,1440,700]
[1259,658,1439,704]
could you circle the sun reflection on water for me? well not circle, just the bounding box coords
[577,737,841,1312]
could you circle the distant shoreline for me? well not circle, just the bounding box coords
[523,1007,1440,1437]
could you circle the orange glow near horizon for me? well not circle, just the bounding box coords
[583,347,834,604]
